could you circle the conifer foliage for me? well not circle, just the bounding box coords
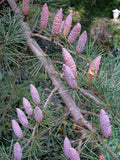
[0,0,119,160]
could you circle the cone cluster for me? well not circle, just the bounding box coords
[23,2,87,53]
[19,3,110,159]
[64,137,80,160]
[12,84,43,160]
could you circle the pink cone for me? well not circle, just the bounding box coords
[68,23,81,44]
[52,8,63,36]
[64,137,71,159]
[22,0,30,16]
[69,147,80,160]
[23,97,33,116]
[63,64,78,89]
[87,55,101,79]
[62,48,77,78]
[30,84,40,105]
[76,31,87,53]
[40,3,49,29]
[59,21,64,33]
[100,109,111,139]
[16,108,29,127]
[12,120,24,139]
[34,107,43,123]
[63,13,72,37]
[13,142,22,160]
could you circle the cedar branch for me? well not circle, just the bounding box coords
[6,1,119,159]
[6,0,93,132]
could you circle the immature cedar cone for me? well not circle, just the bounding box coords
[12,120,24,139]
[69,148,80,160]
[23,97,33,116]
[40,3,49,29]
[68,23,81,44]
[52,8,63,36]
[63,13,72,37]
[64,137,71,159]
[59,21,64,33]
[100,109,111,139]
[34,107,43,123]
[22,0,29,16]
[62,48,77,78]
[13,142,22,160]
[16,108,29,127]
[76,31,87,53]
[63,64,78,89]
[87,55,101,79]
[98,154,105,160]
[30,84,40,105]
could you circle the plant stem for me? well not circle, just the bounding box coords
[31,33,85,60]
[44,87,58,108]
[78,88,108,108]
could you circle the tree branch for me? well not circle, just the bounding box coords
[6,0,93,132]
[31,33,85,60]
[44,87,58,108]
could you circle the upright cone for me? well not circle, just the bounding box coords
[23,97,33,116]
[22,0,30,16]
[12,120,24,139]
[63,13,72,37]
[68,23,81,44]
[76,31,87,53]
[52,8,63,36]
[63,64,78,89]
[100,109,111,139]
[13,142,22,160]
[34,107,43,124]
[59,21,64,33]
[40,3,49,29]
[16,108,29,127]
[87,55,101,79]
[62,48,77,78]
[64,137,71,159]
[30,84,40,105]
[69,148,80,160]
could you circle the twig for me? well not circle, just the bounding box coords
[39,112,70,136]
[54,60,63,64]
[81,110,99,117]
[31,33,85,60]
[44,87,58,108]
[31,33,63,48]
[22,124,37,151]
[78,88,108,108]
